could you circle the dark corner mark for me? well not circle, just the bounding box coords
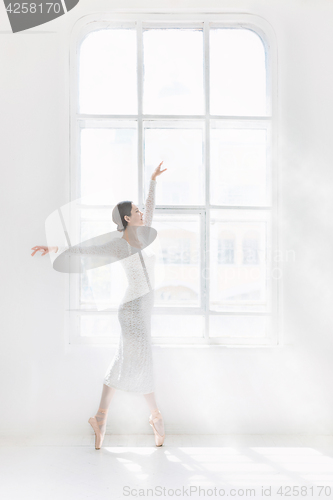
[3,0,80,33]
[64,0,79,12]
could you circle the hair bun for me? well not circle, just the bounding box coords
[112,205,123,231]
[112,200,132,233]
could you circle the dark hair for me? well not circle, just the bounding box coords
[112,201,133,232]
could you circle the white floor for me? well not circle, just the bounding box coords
[1,435,333,499]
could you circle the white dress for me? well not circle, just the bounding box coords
[58,179,157,393]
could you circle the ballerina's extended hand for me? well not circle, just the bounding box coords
[151,161,167,181]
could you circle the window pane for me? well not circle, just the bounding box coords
[209,315,268,338]
[153,215,201,307]
[210,209,271,313]
[210,127,268,206]
[210,29,266,116]
[80,127,137,200]
[79,29,137,114]
[143,29,204,115]
[144,126,205,205]
[152,315,204,338]
[80,315,119,337]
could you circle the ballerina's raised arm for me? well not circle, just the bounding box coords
[31,161,167,258]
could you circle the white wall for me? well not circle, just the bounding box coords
[1,0,333,436]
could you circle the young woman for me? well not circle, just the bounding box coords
[31,162,167,449]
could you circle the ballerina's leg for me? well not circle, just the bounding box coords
[94,383,116,435]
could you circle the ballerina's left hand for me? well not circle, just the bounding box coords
[151,161,167,181]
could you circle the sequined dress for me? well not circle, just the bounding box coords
[57,179,157,393]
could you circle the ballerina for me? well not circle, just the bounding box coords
[31,161,167,448]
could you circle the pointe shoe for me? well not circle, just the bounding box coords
[88,408,108,450]
[149,408,165,447]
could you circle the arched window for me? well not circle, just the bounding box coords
[69,13,277,346]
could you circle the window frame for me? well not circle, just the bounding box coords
[66,11,279,347]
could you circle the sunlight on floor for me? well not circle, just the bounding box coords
[101,443,333,488]
[1,437,333,499]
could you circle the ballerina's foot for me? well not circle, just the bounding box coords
[88,408,108,449]
[153,417,164,436]
[149,408,165,446]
